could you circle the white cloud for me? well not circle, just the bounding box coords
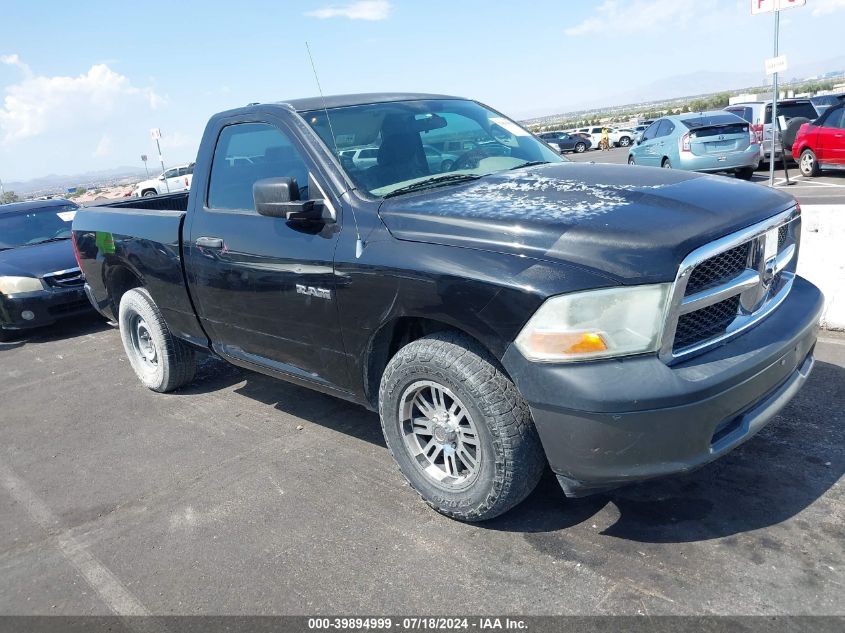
[1,53,32,77]
[811,0,845,16]
[0,59,165,142]
[93,134,112,157]
[565,0,697,36]
[305,0,391,20]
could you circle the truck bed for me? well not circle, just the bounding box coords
[85,191,190,213]
[73,190,207,348]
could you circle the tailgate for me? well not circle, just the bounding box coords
[689,122,751,156]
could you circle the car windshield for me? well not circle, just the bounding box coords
[303,99,563,197]
[0,204,78,249]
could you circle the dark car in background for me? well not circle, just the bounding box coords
[810,93,845,115]
[538,131,591,153]
[0,198,94,341]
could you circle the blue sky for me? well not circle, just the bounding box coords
[2,0,845,182]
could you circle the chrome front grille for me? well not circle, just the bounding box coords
[660,206,801,363]
[42,268,85,289]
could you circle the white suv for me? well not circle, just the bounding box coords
[576,127,634,148]
[724,99,818,162]
[133,163,194,197]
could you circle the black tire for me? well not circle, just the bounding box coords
[118,288,196,392]
[619,136,631,147]
[662,158,672,169]
[799,148,821,177]
[628,155,636,165]
[574,142,586,153]
[781,117,810,152]
[378,332,545,521]
[735,166,754,180]
[440,159,454,172]
[142,190,157,198]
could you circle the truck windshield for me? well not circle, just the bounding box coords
[303,99,563,197]
[0,204,78,249]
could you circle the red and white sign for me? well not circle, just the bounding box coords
[752,0,806,15]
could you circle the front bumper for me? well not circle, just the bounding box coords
[0,286,93,334]
[502,276,823,497]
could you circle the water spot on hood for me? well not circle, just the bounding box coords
[403,172,669,223]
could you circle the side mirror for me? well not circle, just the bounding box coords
[253,177,329,222]
[158,175,165,180]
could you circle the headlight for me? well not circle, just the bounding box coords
[514,284,671,362]
[0,276,46,294]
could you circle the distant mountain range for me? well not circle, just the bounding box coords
[518,55,845,120]
[4,166,150,196]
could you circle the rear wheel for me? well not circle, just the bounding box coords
[440,159,454,172]
[119,288,196,392]
[799,148,820,177]
[735,167,754,180]
[619,136,631,147]
[574,142,586,153]
[378,332,545,521]
[662,158,672,169]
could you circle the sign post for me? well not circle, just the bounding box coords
[751,0,806,187]
[150,128,170,193]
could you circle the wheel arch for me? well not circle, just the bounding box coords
[363,316,507,410]
[103,264,144,320]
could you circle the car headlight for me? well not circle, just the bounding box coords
[514,284,671,362]
[0,276,46,294]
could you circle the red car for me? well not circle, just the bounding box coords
[792,101,845,176]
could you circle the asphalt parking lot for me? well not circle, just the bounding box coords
[0,315,843,616]
[568,147,845,205]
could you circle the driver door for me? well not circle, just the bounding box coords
[185,119,350,392]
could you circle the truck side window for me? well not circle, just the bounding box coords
[208,122,309,212]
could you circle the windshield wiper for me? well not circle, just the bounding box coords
[25,236,71,246]
[508,160,551,170]
[383,174,481,198]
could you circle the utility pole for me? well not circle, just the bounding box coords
[150,128,170,193]
[751,0,806,187]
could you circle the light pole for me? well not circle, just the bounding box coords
[768,9,780,188]
[150,128,170,194]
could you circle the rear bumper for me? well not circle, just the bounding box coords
[501,276,823,496]
[0,286,93,333]
[679,145,760,172]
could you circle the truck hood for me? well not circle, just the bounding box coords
[0,239,78,278]
[378,162,796,283]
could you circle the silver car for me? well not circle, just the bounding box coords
[627,111,760,179]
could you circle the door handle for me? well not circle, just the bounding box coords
[195,236,224,249]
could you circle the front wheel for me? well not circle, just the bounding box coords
[619,136,631,147]
[378,332,545,521]
[119,288,196,393]
[440,159,454,172]
[628,155,636,165]
[662,158,672,169]
[799,148,820,177]
[142,190,157,198]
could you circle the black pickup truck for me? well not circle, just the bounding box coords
[72,93,823,521]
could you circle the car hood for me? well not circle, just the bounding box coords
[378,162,796,283]
[0,240,78,278]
